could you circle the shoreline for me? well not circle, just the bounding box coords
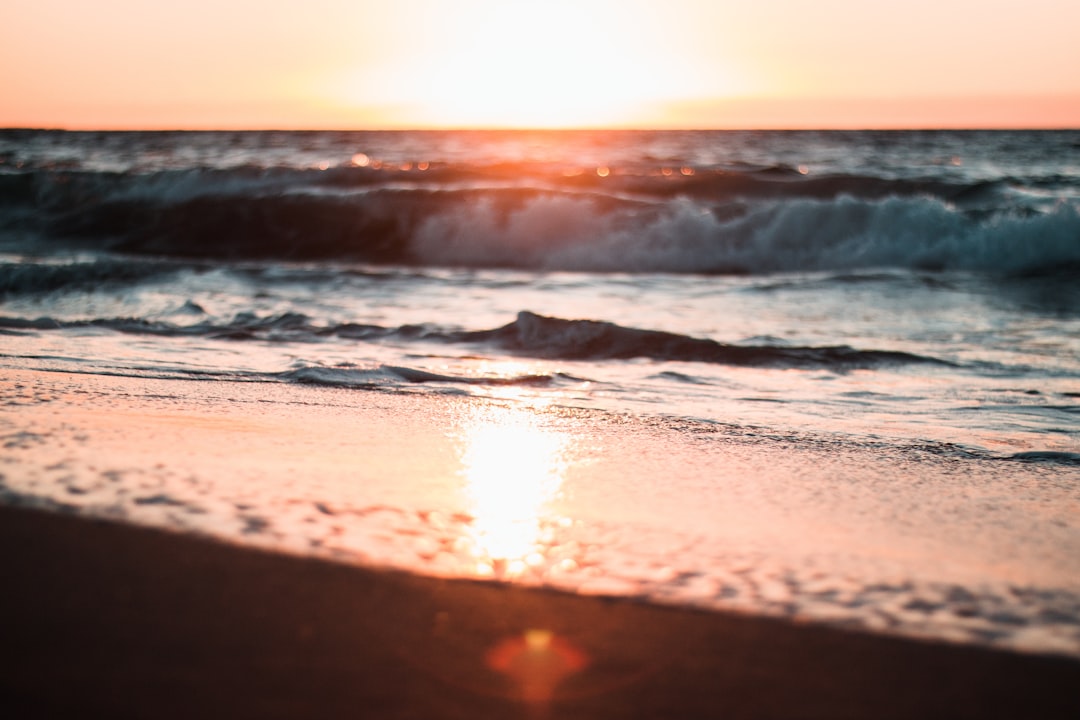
[3,366,1080,657]
[3,504,1079,719]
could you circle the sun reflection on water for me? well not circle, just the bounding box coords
[457,403,570,576]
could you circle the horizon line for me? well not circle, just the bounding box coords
[5,124,1080,133]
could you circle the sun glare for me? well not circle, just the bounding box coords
[420,4,641,127]
[333,0,730,128]
[458,405,570,569]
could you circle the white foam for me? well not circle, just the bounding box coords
[413,194,1080,274]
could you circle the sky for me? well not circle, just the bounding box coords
[2,0,1079,129]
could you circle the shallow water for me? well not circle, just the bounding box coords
[3,369,1079,657]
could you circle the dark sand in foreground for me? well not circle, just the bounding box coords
[2,505,1078,719]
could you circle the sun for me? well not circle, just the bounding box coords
[332,0,729,129]
[418,2,650,127]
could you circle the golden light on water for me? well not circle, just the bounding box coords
[458,403,570,573]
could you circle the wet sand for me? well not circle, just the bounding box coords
[3,367,1080,717]
[2,504,1079,719]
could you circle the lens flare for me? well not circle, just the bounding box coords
[486,628,589,704]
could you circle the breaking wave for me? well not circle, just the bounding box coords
[0,310,949,371]
[3,162,1078,276]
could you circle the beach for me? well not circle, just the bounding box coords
[4,500,1080,719]
[2,128,1079,717]
[2,367,1079,718]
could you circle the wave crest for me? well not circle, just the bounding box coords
[0,310,949,371]
[4,163,1077,276]
[463,312,949,369]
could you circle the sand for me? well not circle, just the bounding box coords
[2,367,1080,717]
[2,505,1079,720]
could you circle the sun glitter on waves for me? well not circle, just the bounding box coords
[457,403,571,575]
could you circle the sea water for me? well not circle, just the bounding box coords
[2,129,1079,653]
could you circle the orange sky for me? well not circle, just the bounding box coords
[3,0,1079,129]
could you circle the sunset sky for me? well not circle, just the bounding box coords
[3,0,1079,129]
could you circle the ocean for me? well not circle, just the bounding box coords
[2,129,1079,657]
